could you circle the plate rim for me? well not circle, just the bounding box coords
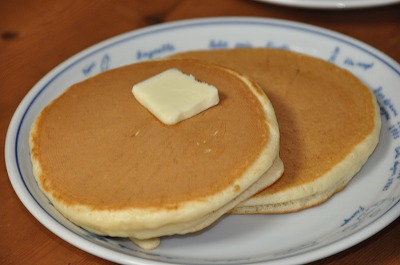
[5,16,400,265]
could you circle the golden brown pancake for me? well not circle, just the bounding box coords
[29,58,282,247]
[171,48,381,213]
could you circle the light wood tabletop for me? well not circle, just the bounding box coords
[1,0,399,264]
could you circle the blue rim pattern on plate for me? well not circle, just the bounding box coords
[6,17,400,265]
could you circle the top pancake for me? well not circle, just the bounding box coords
[29,58,280,237]
[171,48,381,213]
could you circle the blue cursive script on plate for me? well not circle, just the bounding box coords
[328,46,374,71]
[82,54,110,76]
[208,39,290,50]
[373,86,398,121]
[136,43,175,61]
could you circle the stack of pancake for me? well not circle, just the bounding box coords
[29,58,282,249]
[29,48,380,249]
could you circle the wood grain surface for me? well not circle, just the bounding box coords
[1,0,399,264]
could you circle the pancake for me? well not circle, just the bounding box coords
[29,58,282,247]
[171,48,381,213]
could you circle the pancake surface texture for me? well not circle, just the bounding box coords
[171,48,381,213]
[29,59,281,243]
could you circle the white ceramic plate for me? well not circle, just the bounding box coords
[5,17,400,265]
[254,0,400,9]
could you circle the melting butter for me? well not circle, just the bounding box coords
[132,68,219,125]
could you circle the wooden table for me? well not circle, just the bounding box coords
[1,0,399,264]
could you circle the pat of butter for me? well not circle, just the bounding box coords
[132,68,219,125]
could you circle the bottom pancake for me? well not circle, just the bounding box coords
[132,156,283,249]
[171,48,381,214]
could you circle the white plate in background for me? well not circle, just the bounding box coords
[5,17,400,265]
[254,0,400,9]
